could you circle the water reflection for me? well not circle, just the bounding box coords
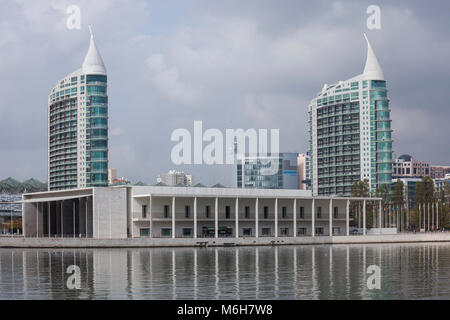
[1,243,450,300]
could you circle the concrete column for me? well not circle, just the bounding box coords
[432,202,434,231]
[378,200,382,234]
[36,203,39,238]
[329,199,333,237]
[61,201,64,238]
[363,200,366,236]
[427,203,430,232]
[85,199,88,238]
[149,195,153,238]
[235,198,239,239]
[293,199,297,238]
[419,204,422,230]
[73,201,75,238]
[346,199,350,236]
[436,201,439,230]
[215,197,218,239]
[47,202,50,238]
[274,198,278,238]
[172,197,176,239]
[311,199,315,237]
[193,197,197,239]
[423,203,426,230]
[255,198,259,238]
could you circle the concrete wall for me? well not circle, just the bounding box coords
[92,188,127,239]
[2,233,450,248]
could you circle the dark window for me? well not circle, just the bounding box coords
[334,207,338,218]
[206,206,210,218]
[140,228,149,237]
[183,228,192,237]
[262,228,271,236]
[300,207,305,219]
[164,205,169,218]
[226,206,231,219]
[280,228,289,236]
[245,206,250,219]
[264,206,269,219]
[142,205,147,218]
[317,207,322,219]
[161,228,171,237]
[185,205,190,218]
[282,206,287,219]
[243,228,252,236]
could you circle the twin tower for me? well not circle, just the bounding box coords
[48,27,108,190]
[47,29,392,196]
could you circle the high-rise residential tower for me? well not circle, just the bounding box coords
[308,34,392,196]
[48,27,108,191]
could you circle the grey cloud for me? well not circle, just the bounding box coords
[0,0,448,185]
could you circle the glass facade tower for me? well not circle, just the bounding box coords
[308,35,393,196]
[48,27,108,190]
[236,153,299,189]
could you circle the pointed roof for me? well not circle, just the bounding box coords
[82,26,107,75]
[363,33,384,80]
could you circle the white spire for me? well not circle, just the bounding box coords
[363,33,384,80]
[82,26,107,75]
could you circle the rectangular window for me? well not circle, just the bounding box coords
[262,228,271,236]
[280,228,289,236]
[243,228,252,236]
[245,206,250,219]
[282,206,287,219]
[206,205,210,218]
[264,206,269,219]
[161,228,171,237]
[317,207,322,219]
[164,205,169,218]
[315,227,324,235]
[297,228,307,236]
[142,205,147,218]
[182,228,192,237]
[185,205,190,218]
[226,206,231,219]
[334,207,338,219]
[140,228,149,237]
[300,207,305,219]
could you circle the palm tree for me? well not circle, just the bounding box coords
[376,184,389,228]
[391,179,405,231]
[351,179,370,228]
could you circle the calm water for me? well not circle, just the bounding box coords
[0,243,449,300]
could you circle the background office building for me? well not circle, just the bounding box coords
[392,154,430,178]
[236,153,299,189]
[48,27,108,190]
[157,170,194,186]
[308,35,392,196]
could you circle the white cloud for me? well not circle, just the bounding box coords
[146,53,202,105]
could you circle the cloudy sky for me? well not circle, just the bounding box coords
[0,0,449,186]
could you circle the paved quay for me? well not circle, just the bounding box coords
[1,233,450,248]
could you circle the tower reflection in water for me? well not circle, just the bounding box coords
[0,244,449,300]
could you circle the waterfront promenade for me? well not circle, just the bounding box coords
[1,232,449,248]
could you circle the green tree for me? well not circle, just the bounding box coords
[350,179,371,228]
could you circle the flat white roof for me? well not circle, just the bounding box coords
[19,194,92,203]
[130,186,380,201]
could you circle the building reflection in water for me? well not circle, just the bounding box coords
[0,243,449,299]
